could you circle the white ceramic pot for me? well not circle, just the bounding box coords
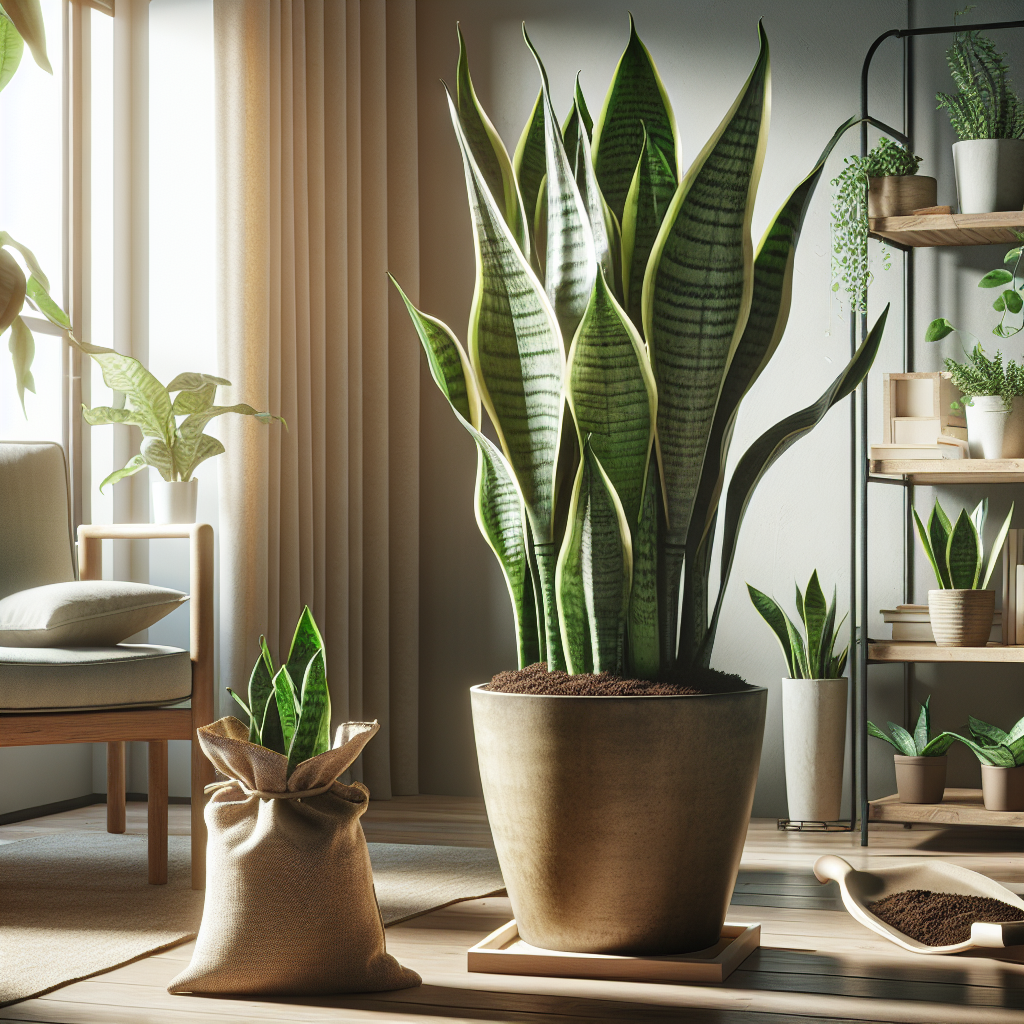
[152,479,198,524]
[1002,396,1024,458]
[952,139,1024,214]
[965,395,1010,459]
[781,677,848,822]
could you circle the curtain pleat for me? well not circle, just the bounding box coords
[214,0,420,798]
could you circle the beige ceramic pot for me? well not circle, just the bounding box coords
[867,175,937,218]
[894,754,947,804]
[927,589,995,647]
[470,683,767,955]
[981,763,1024,812]
[781,678,847,821]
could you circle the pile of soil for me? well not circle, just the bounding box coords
[868,889,1024,946]
[485,662,739,696]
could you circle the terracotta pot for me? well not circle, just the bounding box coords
[867,175,937,218]
[927,589,994,647]
[781,678,847,821]
[470,682,767,955]
[894,754,947,804]
[981,763,1024,812]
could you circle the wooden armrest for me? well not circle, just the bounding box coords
[78,523,211,541]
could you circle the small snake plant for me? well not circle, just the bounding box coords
[868,696,957,757]
[913,498,1013,591]
[747,571,848,679]
[953,714,1024,768]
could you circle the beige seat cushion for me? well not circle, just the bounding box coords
[0,645,192,712]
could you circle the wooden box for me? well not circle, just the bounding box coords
[882,372,965,444]
[467,920,760,984]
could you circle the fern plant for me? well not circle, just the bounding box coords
[226,608,331,777]
[868,696,957,757]
[936,18,1024,141]
[831,138,921,314]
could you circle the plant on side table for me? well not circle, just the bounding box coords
[937,19,1024,213]
[391,17,887,956]
[748,572,849,823]
[913,497,1012,647]
[952,714,1024,812]
[868,697,957,804]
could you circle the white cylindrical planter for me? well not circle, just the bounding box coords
[953,139,1024,214]
[965,395,1010,459]
[152,479,199,524]
[781,678,848,822]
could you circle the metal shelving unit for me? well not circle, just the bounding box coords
[853,17,1024,845]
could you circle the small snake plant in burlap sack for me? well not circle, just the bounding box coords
[168,611,419,996]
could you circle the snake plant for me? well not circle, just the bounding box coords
[913,497,1013,591]
[953,714,1024,768]
[868,696,957,757]
[392,18,888,680]
[226,608,331,776]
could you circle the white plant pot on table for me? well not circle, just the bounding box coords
[965,395,1010,459]
[781,677,848,822]
[152,480,198,525]
[952,139,1024,214]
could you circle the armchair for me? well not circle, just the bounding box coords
[0,441,214,888]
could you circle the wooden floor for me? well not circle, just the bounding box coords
[1,796,1022,1023]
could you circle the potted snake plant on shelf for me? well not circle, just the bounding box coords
[748,572,849,824]
[952,714,1024,812]
[392,18,887,956]
[913,497,1012,647]
[868,697,957,804]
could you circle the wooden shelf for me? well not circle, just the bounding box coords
[869,788,1024,828]
[868,640,1024,663]
[869,457,1024,484]
[869,210,1024,247]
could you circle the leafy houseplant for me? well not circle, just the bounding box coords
[830,138,924,315]
[952,714,1024,812]
[868,696,957,805]
[391,17,888,957]
[913,497,1012,647]
[226,607,331,778]
[748,571,848,679]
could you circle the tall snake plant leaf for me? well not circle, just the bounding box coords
[794,584,805,631]
[566,267,656,534]
[914,696,931,756]
[0,18,25,94]
[557,443,633,674]
[887,722,919,757]
[272,665,298,753]
[286,606,324,696]
[260,681,286,755]
[644,24,770,668]
[621,126,676,332]
[522,29,597,350]
[747,585,795,676]
[803,571,827,677]
[627,465,660,681]
[391,278,539,668]
[699,305,888,667]
[456,26,529,257]
[913,506,943,589]
[513,88,546,274]
[928,502,953,588]
[592,13,678,224]
[783,609,809,678]
[446,86,567,667]
[2,0,50,74]
[246,637,275,745]
[287,649,331,775]
[970,498,987,542]
[821,587,837,679]
[946,509,981,589]
[562,74,594,164]
[8,316,34,414]
[982,503,1014,589]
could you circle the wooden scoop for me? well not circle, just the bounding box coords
[814,855,1024,955]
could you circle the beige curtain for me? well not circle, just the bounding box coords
[214,0,420,798]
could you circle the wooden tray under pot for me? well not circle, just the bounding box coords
[467,920,760,984]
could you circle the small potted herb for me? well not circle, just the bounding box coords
[831,138,930,314]
[951,714,1024,812]
[748,572,849,823]
[868,697,957,804]
[913,497,1012,647]
[937,22,1024,213]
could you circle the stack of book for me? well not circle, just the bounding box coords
[881,605,1001,643]
[1003,529,1024,646]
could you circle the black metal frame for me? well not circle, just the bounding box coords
[854,17,1024,846]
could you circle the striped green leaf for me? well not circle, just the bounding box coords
[914,697,931,755]
[82,405,150,429]
[946,509,981,589]
[0,16,25,94]
[982,503,1013,590]
[174,403,279,480]
[25,274,69,328]
[557,443,633,674]
[928,502,953,588]
[287,649,331,774]
[970,715,1008,746]
[621,126,676,332]
[97,454,147,493]
[783,610,809,678]
[592,13,678,223]
[456,26,529,257]
[566,268,656,533]
[522,29,597,349]
[913,506,943,589]
[260,682,286,755]
[513,88,546,274]
[747,584,795,677]
[562,74,594,160]
[247,637,275,745]
[142,436,175,482]
[887,722,919,757]
[274,665,298,753]
[626,463,659,680]
[699,305,888,667]
[2,0,51,74]
[286,606,324,697]
[802,571,827,677]
[0,247,27,334]
[168,372,230,416]
[180,434,226,480]
[8,315,35,415]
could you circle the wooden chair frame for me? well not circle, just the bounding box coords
[0,523,215,889]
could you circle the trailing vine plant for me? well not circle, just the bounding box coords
[830,138,921,314]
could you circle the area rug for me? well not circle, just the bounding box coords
[0,832,504,1006]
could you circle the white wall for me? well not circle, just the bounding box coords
[416,0,1024,813]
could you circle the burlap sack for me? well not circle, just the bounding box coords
[168,716,420,995]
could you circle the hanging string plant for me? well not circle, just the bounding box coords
[831,138,921,314]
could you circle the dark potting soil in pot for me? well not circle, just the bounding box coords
[485,662,745,696]
[868,889,1024,946]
